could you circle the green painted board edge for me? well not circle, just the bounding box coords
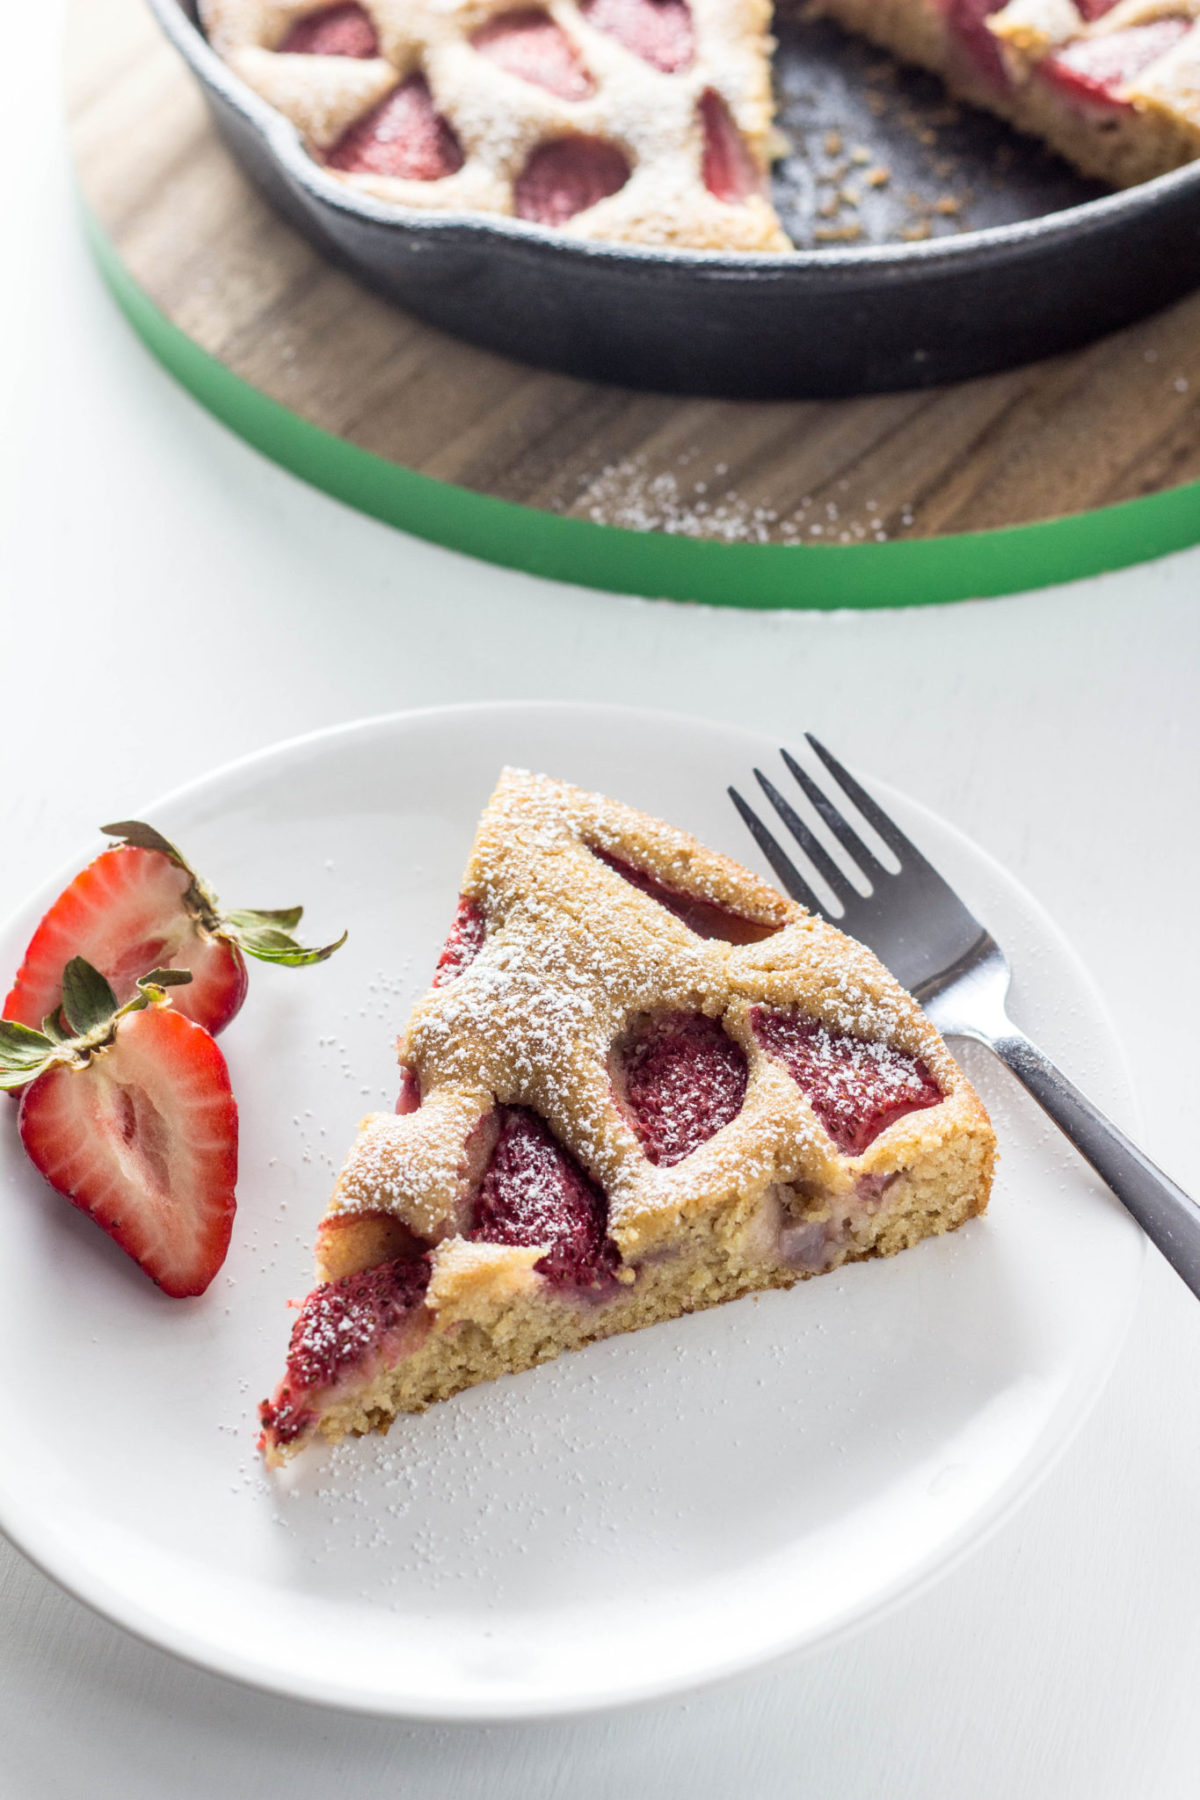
[83,203,1200,609]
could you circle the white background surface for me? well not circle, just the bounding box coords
[3,5,1200,1795]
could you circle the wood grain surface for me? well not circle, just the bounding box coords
[66,0,1200,548]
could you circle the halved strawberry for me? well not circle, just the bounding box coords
[4,821,345,1055]
[2,961,237,1297]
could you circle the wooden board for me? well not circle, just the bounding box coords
[66,0,1200,604]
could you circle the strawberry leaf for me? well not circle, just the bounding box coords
[60,959,119,1038]
[0,1020,56,1090]
[137,968,194,991]
[224,911,347,967]
[227,906,305,933]
[41,1007,72,1044]
[101,820,190,867]
[0,965,195,1091]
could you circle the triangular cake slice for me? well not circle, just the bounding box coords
[259,770,996,1464]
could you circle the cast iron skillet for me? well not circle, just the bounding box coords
[148,0,1200,398]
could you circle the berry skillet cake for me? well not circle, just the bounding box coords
[259,770,996,1465]
[198,1,1200,253]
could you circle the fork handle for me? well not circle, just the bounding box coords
[989,1028,1200,1301]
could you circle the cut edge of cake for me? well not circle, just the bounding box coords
[814,0,1200,191]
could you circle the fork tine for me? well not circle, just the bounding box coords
[753,769,860,907]
[804,734,922,866]
[727,788,824,914]
[779,747,886,881]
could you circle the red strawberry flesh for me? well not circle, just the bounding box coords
[18,1006,238,1297]
[618,1011,747,1167]
[396,1064,422,1113]
[278,3,380,57]
[752,1009,942,1157]
[470,1105,619,1289]
[472,10,595,99]
[514,137,630,226]
[593,848,780,944]
[432,895,486,987]
[582,0,694,73]
[326,75,465,179]
[1042,20,1190,108]
[699,89,762,203]
[938,0,1012,88]
[3,846,247,1048]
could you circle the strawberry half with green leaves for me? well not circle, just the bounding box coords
[1,960,238,1298]
[3,821,345,1051]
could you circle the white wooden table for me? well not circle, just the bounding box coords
[4,7,1200,1793]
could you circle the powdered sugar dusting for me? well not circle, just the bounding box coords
[753,1008,942,1157]
[259,1256,433,1452]
[470,1105,619,1288]
[619,1010,748,1167]
[284,1257,431,1391]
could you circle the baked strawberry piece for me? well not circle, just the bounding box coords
[468,1104,620,1288]
[699,88,764,204]
[581,0,695,74]
[260,1254,433,1453]
[616,1011,748,1166]
[514,138,631,226]
[432,895,486,987]
[472,9,596,99]
[259,770,994,1465]
[752,1010,942,1157]
[1,961,237,1296]
[278,3,380,59]
[326,76,465,180]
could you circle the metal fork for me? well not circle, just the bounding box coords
[730,736,1200,1301]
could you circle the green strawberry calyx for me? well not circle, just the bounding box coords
[0,959,194,1090]
[100,821,347,967]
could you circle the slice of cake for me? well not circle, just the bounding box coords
[259,769,996,1464]
[816,1,1200,188]
[198,1,790,250]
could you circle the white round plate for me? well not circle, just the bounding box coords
[0,704,1143,1719]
